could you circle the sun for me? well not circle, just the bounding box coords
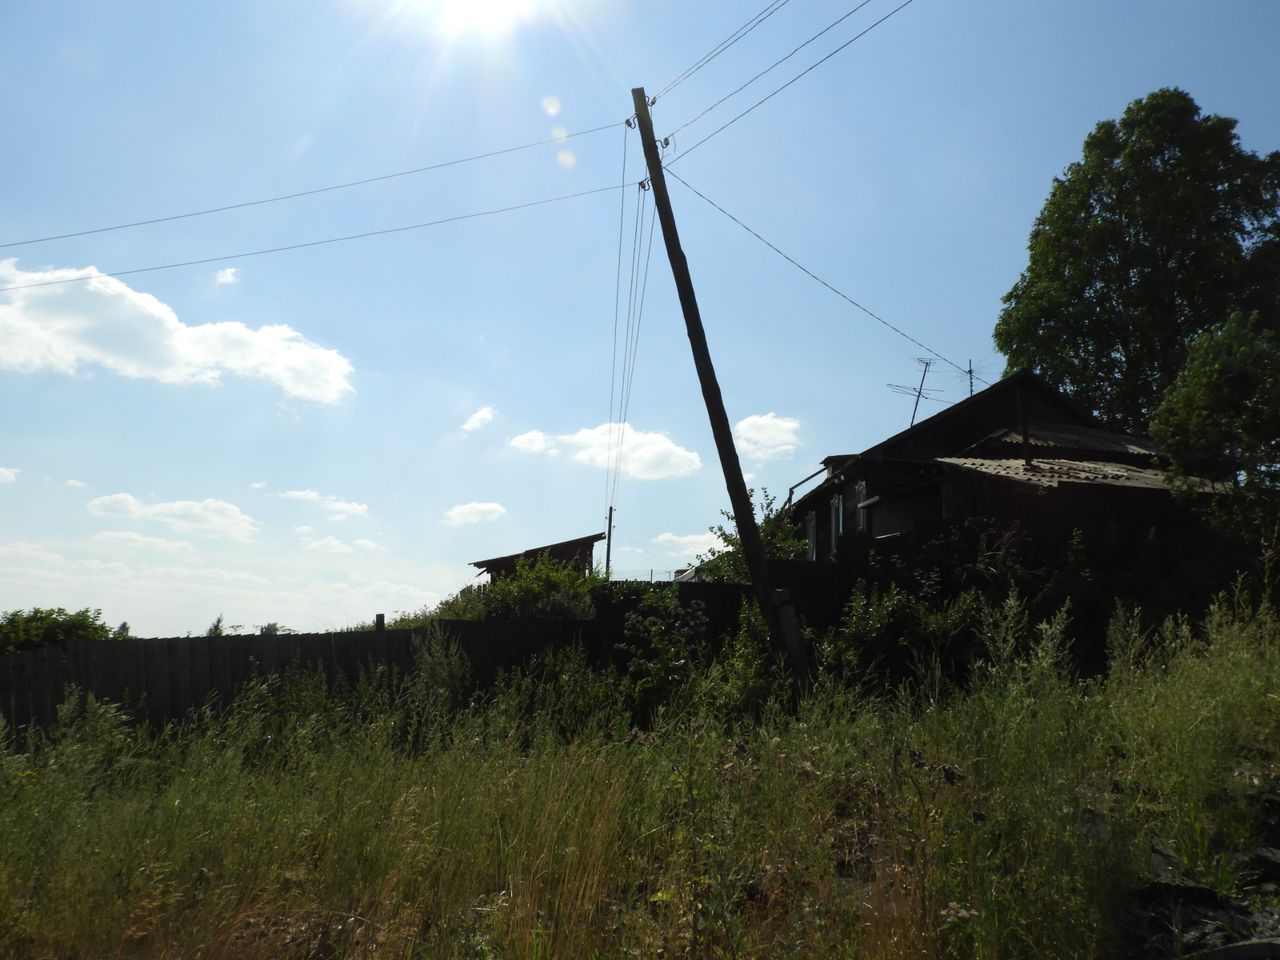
[382,0,541,40]
[441,0,538,37]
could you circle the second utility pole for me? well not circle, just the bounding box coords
[630,86,806,684]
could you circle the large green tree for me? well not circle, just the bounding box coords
[995,88,1280,434]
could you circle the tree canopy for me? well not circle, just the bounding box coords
[695,489,807,583]
[994,88,1280,434]
[0,607,115,655]
[1151,311,1280,538]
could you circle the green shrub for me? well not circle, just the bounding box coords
[0,607,114,654]
[818,580,984,687]
[481,553,604,620]
[394,554,604,627]
[616,587,710,723]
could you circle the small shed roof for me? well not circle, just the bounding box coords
[470,532,605,577]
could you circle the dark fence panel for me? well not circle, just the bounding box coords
[0,564,866,735]
[0,619,576,732]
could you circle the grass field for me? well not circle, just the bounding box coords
[2,592,1279,958]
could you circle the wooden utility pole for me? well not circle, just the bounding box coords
[630,86,807,682]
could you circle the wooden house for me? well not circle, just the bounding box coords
[789,372,1190,563]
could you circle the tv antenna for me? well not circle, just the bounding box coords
[888,358,939,426]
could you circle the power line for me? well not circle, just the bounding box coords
[666,0,877,141]
[609,179,646,510]
[611,194,658,513]
[0,121,625,251]
[0,184,625,294]
[607,123,632,517]
[664,167,986,382]
[654,0,794,101]
[608,179,651,511]
[669,0,920,165]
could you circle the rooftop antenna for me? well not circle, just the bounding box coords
[888,358,938,426]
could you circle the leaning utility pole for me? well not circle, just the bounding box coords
[630,86,806,683]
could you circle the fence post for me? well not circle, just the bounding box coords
[374,613,387,668]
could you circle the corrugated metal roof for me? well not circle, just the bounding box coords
[937,457,1173,490]
[981,423,1162,457]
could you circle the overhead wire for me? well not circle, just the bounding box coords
[623,200,659,425]
[607,175,644,515]
[663,167,988,383]
[614,530,676,571]
[668,0,920,165]
[611,195,658,513]
[608,178,650,511]
[0,184,626,294]
[654,0,794,102]
[0,121,625,251]
[665,0,877,141]
[606,122,632,519]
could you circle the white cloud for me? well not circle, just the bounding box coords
[213,267,239,286]
[92,530,196,557]
[66,478,85,488]
[510,430,556,454]
[282,489,321,501]
[0,259,353,403]
[294,525,314,534]
[511,422,701,480]
[735,412,801,462]
[280,489,368,521]
[442,501,507,526]
[460,405,496,433]
[324,498,368,521]
[652,531,721,557]
[249,480,268,490]
[301,534,380,554]
[0,537,462,638]
[305,535,353,554]
[87,492,258,541]
[0,466,18,483]
[0,541,63,565]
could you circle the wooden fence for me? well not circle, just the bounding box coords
[0,578,847,735]
[0,617,598,734]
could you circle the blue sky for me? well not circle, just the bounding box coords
[2,0,1278,635]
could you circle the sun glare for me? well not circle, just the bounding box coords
[395,0,541,39]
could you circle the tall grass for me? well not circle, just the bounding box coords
[2,596,1278,958]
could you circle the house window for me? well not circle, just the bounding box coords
[830,494,843,558]
[805,510,817,561]
[855,481,869,534]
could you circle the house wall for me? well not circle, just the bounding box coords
[805,465,1189,570]
[967,473,1187,559]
